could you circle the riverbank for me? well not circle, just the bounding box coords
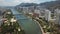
[34,19,45,34]
[11,9,42,34]
[16,9,46,34]
[34,18,50,34]
[25,14,50,34]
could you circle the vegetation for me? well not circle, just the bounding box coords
[26,13,60,34]
[0,9,25,34]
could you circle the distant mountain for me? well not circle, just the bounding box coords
[16,3,38,7]
[16,0,60,11]
[39,1,60,10]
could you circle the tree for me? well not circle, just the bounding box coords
[1,9,25,34]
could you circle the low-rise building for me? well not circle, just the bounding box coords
[34,9,41,17]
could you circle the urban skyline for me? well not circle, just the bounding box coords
[0,0,55,6]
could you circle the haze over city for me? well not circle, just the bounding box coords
[0,0,55,6]
[0,0,60,34]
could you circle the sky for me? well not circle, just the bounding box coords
[0,0,55,6]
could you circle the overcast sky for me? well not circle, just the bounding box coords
[0,0,55,6]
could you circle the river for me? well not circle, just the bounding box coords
[11,9,42,34]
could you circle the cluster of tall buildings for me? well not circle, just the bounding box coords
[17,6,60,25]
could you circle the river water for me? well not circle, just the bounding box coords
[11,9,42,34]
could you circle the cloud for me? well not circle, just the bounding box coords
[0,0,21,6]
[0,0,55,6]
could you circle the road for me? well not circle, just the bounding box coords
[11,9,42,34]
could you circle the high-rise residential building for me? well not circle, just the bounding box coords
[44,9,51,21]
[54,8,60,25]
[22,6,35,14]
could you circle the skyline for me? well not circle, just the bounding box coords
[0,0,55,6]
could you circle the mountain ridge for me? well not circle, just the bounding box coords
[16,0,60,10]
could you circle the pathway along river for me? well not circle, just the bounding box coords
[11,9,42,34]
